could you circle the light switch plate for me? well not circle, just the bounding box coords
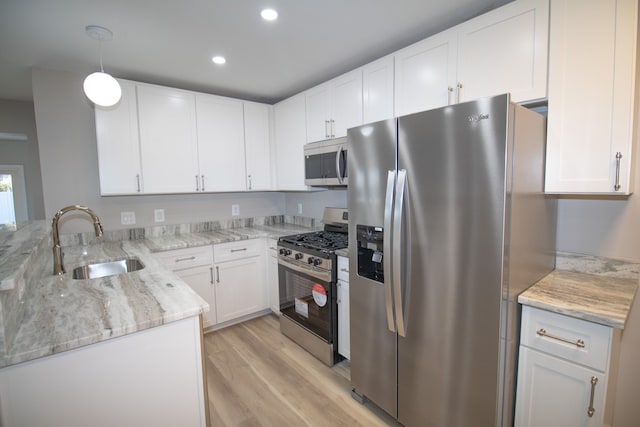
[232,204,240,216]
[298,203,303,214]
[154,209,165,222]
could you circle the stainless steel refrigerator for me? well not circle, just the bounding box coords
[347,94,556,427]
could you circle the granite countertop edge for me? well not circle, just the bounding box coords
[0,223,316,369]
[518,269,638,330]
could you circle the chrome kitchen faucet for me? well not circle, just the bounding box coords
[52,205,104,275]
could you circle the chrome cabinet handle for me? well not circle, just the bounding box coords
[324,120,330,138]
[536,328,585,348]
[614,152,622,191]
[383,170,396,333]
[447,86,454,105]
[588,376,598,417]
[215,266,220,283]
[136,174,141,193]
[209,266,214,284]
[330,118,335,138]
[230,248,247,253]
[336,145,345,184]
[195,175,200,192]
[340,268,349,273]
[248,174,252,190]
[456,82,463,103]
[393,169,408,338]
[201,174,205,192]
[175,256,196,263]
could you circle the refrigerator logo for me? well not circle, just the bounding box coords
[468,114,490,123]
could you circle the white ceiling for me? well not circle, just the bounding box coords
[0,0,513,104]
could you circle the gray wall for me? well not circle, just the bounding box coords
[284,189,347,219]
[0,99,45,220]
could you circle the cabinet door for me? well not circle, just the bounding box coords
[273,94,308,190]
[456,0,549,104]
[330,69,363,138]
[174,265,217,329]
[244,102,273,191]
[95,79,142,195]
[266,239,279,314]
[515,347,606,427]
[215,256,267,323]
[545,0,637,194]
[337,279,350,360]
[306,82,331,143]
[363,56,395,124]
[394,29,458,116]
[195,94,246,192]
[137,84,199,194]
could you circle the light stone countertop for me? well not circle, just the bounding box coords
[0,222,316,368]
[518,269,638,329]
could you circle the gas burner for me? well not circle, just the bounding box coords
[279,231,348,253]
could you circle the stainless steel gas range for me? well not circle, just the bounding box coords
[277,207,348,366]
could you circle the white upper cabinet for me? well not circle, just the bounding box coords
[306,69,363,142]
[195,93,246,192]
[394,29,458,117]
[274,93,308,190]
[94,79,143,195]
[362,55,395,123]
[545,0,638,195]
[243,102,273,191]
[395,0,548,117]
[456,0,549,104]
[137,84,199,194]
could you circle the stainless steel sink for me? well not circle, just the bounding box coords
[72,258,145,280]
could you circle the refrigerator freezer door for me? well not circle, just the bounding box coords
[396,95,509,426]
[347,119,398,418]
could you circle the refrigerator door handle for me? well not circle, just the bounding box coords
[383,170,396,333]
[393,169,408,337]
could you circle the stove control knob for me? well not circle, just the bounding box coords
[294,253,304,260]
[307,257,315,264]
[313,258,322,266]
[279,248,291,256]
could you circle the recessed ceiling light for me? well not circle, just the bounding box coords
[212,56,226,65]
[261,8,278,21]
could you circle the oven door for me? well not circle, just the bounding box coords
[278,258,334,343]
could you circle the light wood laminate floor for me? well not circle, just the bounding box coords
[203,314,398,427]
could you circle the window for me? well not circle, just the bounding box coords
[0,165,28,229]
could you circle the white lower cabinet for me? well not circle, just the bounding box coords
[154,239,269,329]
[515,306,616,427]
[267,238,280,314]
[337,256,350,360]
[154,245,216,329]
[213,239,268,324]
[0,316,206,427]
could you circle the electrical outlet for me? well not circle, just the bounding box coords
[154,209,165,222]
[121,211,136,225]
[298,203,303,214]
[232,204,240,216]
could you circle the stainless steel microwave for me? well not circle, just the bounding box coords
[304,137,348,186]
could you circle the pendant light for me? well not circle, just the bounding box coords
[83,25,122,107]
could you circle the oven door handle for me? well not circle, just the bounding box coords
[278,257,332,283]
[383,170,396,333]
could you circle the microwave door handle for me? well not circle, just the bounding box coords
[336,145,345,184]
[383,170,396,333]
[393,169,407,337]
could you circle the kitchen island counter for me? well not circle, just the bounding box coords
[0,221,318,368]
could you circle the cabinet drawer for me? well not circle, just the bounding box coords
[214,239,262,263]
[338,256,349,282]
[153,245,213,271]
[520,306,612,372]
